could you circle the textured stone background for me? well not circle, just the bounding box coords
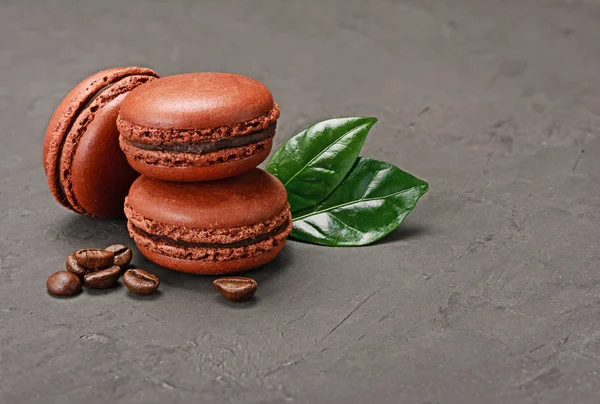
[1,0,599,403]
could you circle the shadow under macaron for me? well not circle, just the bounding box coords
[51,213,131,248]
[131,241,295,297]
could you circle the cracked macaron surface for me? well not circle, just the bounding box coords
[124,169,292,274]
[43,67,159,217]
[117,72,280,182]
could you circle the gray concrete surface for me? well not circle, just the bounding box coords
[1,0,600,402]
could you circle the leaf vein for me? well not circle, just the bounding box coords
[329,214,363,235]
[283,121,371,187]
[293,186,423,221]
[361,168,381,199]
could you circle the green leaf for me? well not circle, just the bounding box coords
[291,158,429,246]
[266,117,377,213]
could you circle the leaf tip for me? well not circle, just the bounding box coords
[365,116,378,125]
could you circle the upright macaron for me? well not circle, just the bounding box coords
[124,169,292,274]
[43,67,159,218]
[117,72,280,182]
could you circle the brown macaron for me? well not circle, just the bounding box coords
[43,67,159,217]
[124,169,292,275]
[117,72,280,182]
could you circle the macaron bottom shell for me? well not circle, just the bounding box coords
[126,216,291,275]
[122,142,272,182]
[135,241,287,275]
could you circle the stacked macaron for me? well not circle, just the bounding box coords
[123,171,291,274]
[44,70,291,275]
[117,73,291,274]
[43,67,159,217]
[117,73,279,182]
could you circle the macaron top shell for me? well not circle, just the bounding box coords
[118,72,274,130]
[126,169,288,229]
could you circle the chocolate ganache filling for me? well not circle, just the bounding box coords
[128,124,276,154]
[132,218,289,249]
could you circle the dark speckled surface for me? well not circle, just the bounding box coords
[1,0,600,403]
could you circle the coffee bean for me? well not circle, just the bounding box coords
[75,248,114,269]
[213,277,257,302]
[123,269,159,295]
[83,266,121,289]
[66,253,90,278]
[47,271,82,296]
[105,244,132,268]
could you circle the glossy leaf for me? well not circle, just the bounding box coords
[291,158,428,246]
[266,117,377,213]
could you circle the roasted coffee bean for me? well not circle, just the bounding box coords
[75,248,114,269]
[66,253,90,278]
[123,269,160,295]
[105,244,132,268]
[213,277,257,302]
[47,271,82,296]
[83,266,121,289]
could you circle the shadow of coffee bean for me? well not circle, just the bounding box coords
[85,281,124,296]
[213,294,259,309]
[126,289,163,301]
